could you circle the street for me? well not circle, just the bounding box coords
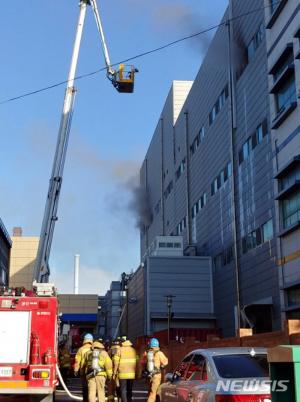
[0,380,148,402]
[55,379,148,402]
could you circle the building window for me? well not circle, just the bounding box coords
[279,166,300,192]
[192,202,199,218]
[177,217,187,235]
[247,24,264,62]
[164,180,173,199]
[192,192,207,218]
[211,162,232,196]
[199,126,205,142]
[270,47,297,125]
[242,229,261,253]
[242,220,274,253]
[287,286,300,307]
[209,84,228,126]
[154,200,161,215]
[190,127,205,157]
[223,245,234,266]
[275,76,297,115]
[270,0,278,14]
[273,51,294,82]
[262,219,273,242]
[282,189,300,229]
[267,0,288,29]
[176,158,186,180]
[239,119,268,164]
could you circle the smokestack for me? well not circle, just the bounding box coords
[74,254,80,295]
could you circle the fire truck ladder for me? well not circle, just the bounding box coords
[33,0,137,283]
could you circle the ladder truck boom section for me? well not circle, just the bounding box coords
[0,1,137,401]
[33,0,137,284]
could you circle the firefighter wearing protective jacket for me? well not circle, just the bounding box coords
[113,337,138,402]
[85,341,113,402]
[142,338,168,402]
[74,333,94,402]
[108,338,121,401]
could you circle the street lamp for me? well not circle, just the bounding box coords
[164,295,175,345]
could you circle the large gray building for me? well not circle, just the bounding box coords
[139,0,289,337]
[264,0,300,317]
[126,254,215,341]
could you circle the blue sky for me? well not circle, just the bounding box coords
[0,0,227,294]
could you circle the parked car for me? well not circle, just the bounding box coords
[158,348,272,402]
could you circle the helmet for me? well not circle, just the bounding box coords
[97,337,104,343]
[150,338,159,348]
[93,341,104,349]
[121,336,127,342]
[83,333,93,342]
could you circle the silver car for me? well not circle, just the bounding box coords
[158,348,272,402]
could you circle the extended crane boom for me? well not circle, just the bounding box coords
[33,0,137,283]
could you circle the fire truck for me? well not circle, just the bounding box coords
[0,1,136,401]
[0,284,58,402]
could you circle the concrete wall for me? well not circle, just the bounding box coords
[9,236,39,289]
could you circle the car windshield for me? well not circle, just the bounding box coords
[213,354,269,378]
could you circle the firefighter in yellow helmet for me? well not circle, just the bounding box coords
[141,338,168,402]
[74,333,93,402]
[113,337,138,402]
[108,338,121,401]
[85,340,113,402]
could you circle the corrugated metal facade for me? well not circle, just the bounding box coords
[140,0,281,336]
[126,256,214,341]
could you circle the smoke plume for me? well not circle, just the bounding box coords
[126,176,152,229]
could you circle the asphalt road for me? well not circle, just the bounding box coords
[56,379,148,402]
[0,379,148,402]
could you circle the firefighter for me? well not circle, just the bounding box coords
[58,342,71,387]
[141,338,168,402]
[113,337,137,402]
[85,340,113,402]
[107,338,121,401]
[74,333,94,402]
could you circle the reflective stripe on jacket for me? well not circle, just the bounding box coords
[85,349,113,378]
[113,341,137,380]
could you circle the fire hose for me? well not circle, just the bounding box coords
[56,364,83,401]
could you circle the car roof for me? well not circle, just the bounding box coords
[186,347,267,357]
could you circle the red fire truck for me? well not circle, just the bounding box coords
[0,284,57,402]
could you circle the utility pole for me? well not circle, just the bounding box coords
[165,295,175,345]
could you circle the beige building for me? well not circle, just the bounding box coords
[9,227,39,289]
[265,0,300,318]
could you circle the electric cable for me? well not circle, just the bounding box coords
[0,1,281,106]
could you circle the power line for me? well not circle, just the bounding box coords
[0,1,280,106]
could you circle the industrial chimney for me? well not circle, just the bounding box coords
[74,254,80,294]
